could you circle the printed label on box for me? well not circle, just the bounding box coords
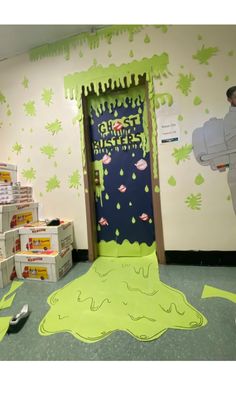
[14,238,21,253]
[27,237,51,250]
[0,171,12,183]
[59,260,71,278]
[61,235,72,250]
[22,265,48,280]
[10,211,33,228]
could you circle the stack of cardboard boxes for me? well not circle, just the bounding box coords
[0,162,74,288]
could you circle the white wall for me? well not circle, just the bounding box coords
[0,25,236,250]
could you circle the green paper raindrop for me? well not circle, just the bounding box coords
[132,173,136,180]
[193,96,202,106]
[132,217,136,224]
[105,193,109,200]
[144,34,150,43]
[145,185,149,192]
[168,176,176,187]
[129,202,132,206]
[195,174,204,185]
[120,169,124,176]
[115,229,120,237]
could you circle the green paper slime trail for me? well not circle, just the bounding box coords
[0,317,12,342]
[201,285,236,304]
[39,253,207,343]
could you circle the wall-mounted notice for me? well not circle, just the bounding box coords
[157,114,180,144]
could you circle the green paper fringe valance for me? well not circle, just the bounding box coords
[64,54,171,98]
[29,25,143,61]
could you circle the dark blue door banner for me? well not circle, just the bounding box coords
[89,92,155,256]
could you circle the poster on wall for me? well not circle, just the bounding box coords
[157,114,180,144]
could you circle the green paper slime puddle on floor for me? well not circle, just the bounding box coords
[39,253,207,343]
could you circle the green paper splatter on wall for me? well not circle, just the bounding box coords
[108,50,112,58]
[193,96,202,106]
[129,50,134,58]
[185,193,202,210]
[40,144,57,159]
[22,77,29,88]
[144,34,150,43]
[197,34,203,40]
[24,101,36,116]
[0,91,6,104]
[46,175,60,192]
[205,108,209,114]
[176,73,195,96]
[195,174,204,185]
[54,162,58,168]
[41,88,54,106]
[227,194,231,201]
[224,75,229,81]
[6,108,12,116]
[22,167,36,181]
[178,114,183,121]
[45,119,62,135]
[193,45,219,64]
[172,144,192,164]
[207,71,213,77]
[69,170,81,189]
[168,176,176,186]
[12,142,23,155]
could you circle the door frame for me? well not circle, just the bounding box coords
[81,75,166,264]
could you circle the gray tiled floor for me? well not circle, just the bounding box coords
[0,261,236,360]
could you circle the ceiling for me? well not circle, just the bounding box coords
[0,25,106,61]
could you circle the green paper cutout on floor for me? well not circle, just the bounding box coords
[0,317,12,342]
[0,281,23,310]
[201,285,236,304]
[39,252,207,343]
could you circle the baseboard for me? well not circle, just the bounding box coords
[73,249,236,267]
[72,249,89,262]
[165,251,236,267]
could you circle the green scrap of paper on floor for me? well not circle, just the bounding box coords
[39,253,207,343]
[201,285,236,304]
[0,281,23,310]
[0,317,12,342]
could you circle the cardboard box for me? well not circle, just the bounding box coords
[0,203,38,233]
[15,247,73,283]
[0,255,17,288]
[0,228,20,259]
[19,221,73,252]
[0,163,17,185]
